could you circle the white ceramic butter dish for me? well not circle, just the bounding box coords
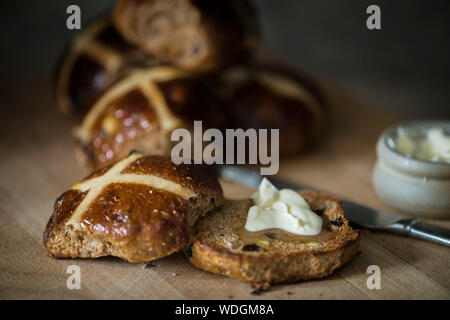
[373,120,450,218]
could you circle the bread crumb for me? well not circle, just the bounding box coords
[142,262,157,269]
[250,283,271,295]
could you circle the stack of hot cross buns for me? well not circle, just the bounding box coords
[55,0,328,170]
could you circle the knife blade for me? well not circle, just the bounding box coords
[217,165,450,247]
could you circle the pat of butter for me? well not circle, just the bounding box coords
[244,178,322,236]
[395,127,450,163]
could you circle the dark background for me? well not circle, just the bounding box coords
[1,0,449,118]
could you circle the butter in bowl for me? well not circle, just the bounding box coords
[373,120,450,218]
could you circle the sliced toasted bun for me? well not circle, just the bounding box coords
[44,152,224,263]
[187,190,360,284]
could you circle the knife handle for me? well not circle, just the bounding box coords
[390,219,450,247]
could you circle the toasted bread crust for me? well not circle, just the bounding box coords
[187,190,360,284]
[44,153,223,262]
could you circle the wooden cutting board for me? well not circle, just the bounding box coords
[0,77,449,300]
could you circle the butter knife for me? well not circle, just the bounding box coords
[218,166,450,247]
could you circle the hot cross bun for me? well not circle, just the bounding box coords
[216,64,328,157]
[55,15,161,114]
[113,0,260,71]
[43,152,224,263]
[74,66,229,170]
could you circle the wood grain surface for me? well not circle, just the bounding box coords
[0,77,449,300]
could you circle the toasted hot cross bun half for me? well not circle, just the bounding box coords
[55,15,162,114]
[74,66,229,170]
[43,152,224,263]
[187,191,360,284]
[216,64,328,156]
[113,0,259,71]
